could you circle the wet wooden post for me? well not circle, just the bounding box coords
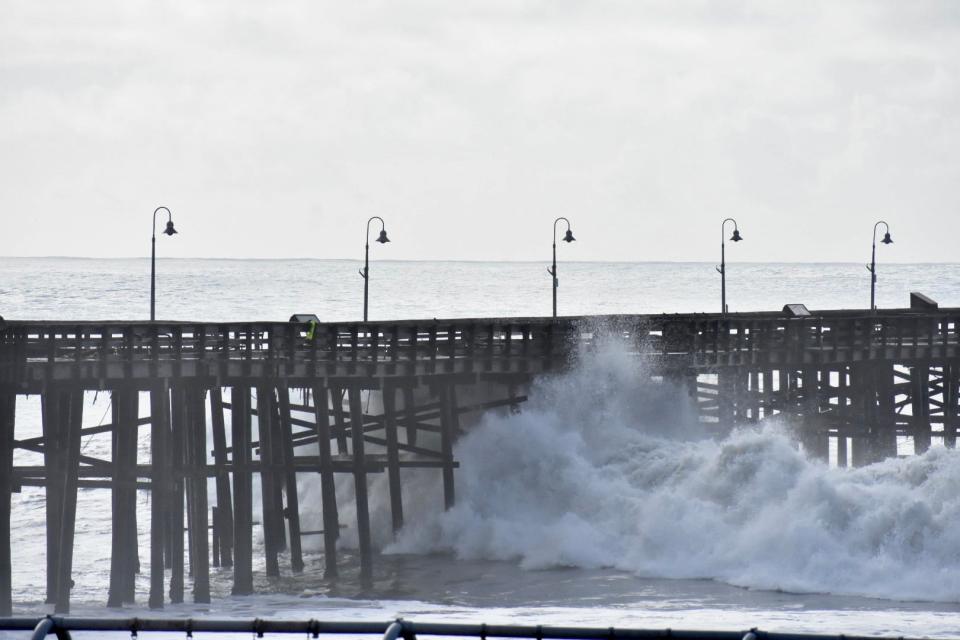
[267,387,288,554]
[310,383,339,578]
[256,385,281,577]
[402,386,418,446]
[331,385,349,454]
[108,388,139,607]
[124,391,141,601]
[211,506,221,568]
[277,386,304,573]
[382,383,404,534]
[54,389,83,614]
[911,365,932,453]
[40,390,64,605]
[0,388,15,616]
[780,369,790,416]
[439,384,458,510]
[122,389,141,604]
[849,365,868,466]
[186,386,211,603]
[717,369,735,433]
[819,369,831,462]
[747,370,759,423]
[851,364,883,466]
[945,364,958,448]
[183,390,196,582]
[876,364,898,460]
[148,383,170,609]
[762,369,774,419]
[230,386,254,595]
[168,387,186,604]
[836,368,849,467]
[801,368,828,461]
[209,388,234,567]
[859,362,897,464]
[347,385,373,584]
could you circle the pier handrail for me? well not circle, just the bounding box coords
[0,616,945,640]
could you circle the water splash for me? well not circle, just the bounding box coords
[385,341,960,603]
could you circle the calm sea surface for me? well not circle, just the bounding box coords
[2,258,960,638]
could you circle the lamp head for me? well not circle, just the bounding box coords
[163,220,178,236]
[730,228,742,242]
[881,232,893,245]
[376,229,390,244]
[563,229,575,243]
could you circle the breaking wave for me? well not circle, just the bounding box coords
[383,342,960,603]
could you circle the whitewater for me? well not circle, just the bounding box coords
[3,258,960,636]
[384,341,960,602]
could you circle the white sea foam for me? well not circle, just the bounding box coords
[382,341,960,603]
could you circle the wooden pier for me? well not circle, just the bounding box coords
[1,304,959,613]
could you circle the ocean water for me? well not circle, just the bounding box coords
[2,258,960,638]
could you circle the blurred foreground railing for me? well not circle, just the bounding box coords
[0,617,943,640]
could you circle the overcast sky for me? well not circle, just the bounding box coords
[1,1,958,262]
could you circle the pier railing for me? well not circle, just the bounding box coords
[2,308,960,385]
[0,617,942,640]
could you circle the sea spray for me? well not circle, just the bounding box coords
[365,340,960,603]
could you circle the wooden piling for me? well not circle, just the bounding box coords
[438,384,457,510]
[876,364,898,460]
[402,386,418,446]
[183,391,197,582]
[801,368,828,462]
[717,370,735,433]
[762,369,774,419]
[255,385,281,577]
[347,385,373,584]
[909,365,931,454]
[230,386,254,595]
[168,387,186,604]
[108,388,139,607]
[148,383,170,609]
[277,386,304,573]
[747,370,759,423]
[209,388,234,567]
[266,387,288,554]
[945,364,958,448]
[126,392,141,593]
[849,365,868,467]
[382,383,404,534]
[850,364,894,466]
[836,368,849,467]
[0,388,15,617]
[186,386,211,603]
[53,389,83,614]
[211,506,221,568]
[310,383,339,578]
[331,385,349,454]
[40,390,64,605]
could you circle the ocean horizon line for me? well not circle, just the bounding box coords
[1,255,957,267]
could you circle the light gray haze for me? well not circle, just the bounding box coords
[1,1,958,262]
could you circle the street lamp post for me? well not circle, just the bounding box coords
[867,221,893,311]
[150,206,177,321]
[547,217,576,319]
[716,218,742,315]
[360,216,390,322]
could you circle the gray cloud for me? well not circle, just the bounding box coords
[1,0,958,262]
